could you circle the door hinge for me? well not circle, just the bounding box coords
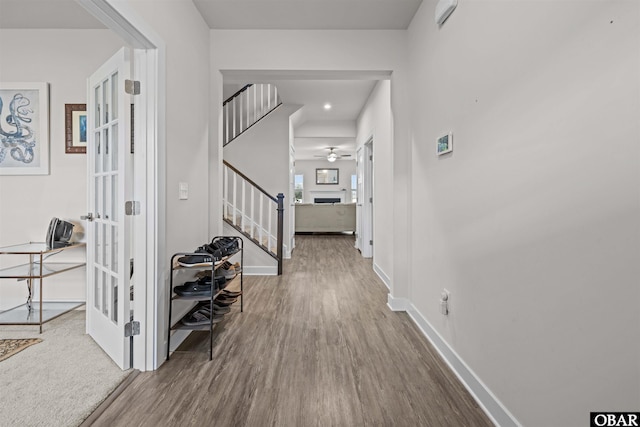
[125,321,140,337]
[369,240,373,245]
[369,155,373,161]
[125,80,141,95]
[369,197,373,203]
[125,201,140,215]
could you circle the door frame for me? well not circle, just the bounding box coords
[79,0,166,371]
[359,138,374,259]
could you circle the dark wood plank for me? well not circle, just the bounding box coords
[90,235,493,427]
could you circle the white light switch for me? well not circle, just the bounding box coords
[179,182,189,200]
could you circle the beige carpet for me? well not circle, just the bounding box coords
[0,309,130,426]
[0,338,42,362]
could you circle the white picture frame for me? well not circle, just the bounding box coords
[0,82,50,175]
[437,133,453,156]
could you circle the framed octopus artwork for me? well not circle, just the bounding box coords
[0,82,50,175]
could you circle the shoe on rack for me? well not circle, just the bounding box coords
[174,277,213,297]
[181,308,224,326]
[213,297,237,306]
[177,247,215,267]
[212,302,232,311]
[198,301,231,315]
[218,266,236,280]
[213,274,227,289]
[221,289,242,298]
[210,237,240,257]
[202,243,223,261]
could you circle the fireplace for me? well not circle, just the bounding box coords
[314,197,341,204]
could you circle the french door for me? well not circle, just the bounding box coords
[86,47,133,370]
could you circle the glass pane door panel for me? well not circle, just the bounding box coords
[94,222,101,267]
[102,176,108,222]
[101,271,108,315]
[94,267,101,310]
[95,131,101,172]
[103,127,109,172]
[102,223,109,268]
[111,225,118,273]
[111,276,118,323]
[111,123,118,171]
[95,86,101,127]
[103,80,109,124]
[111,73,118,120]
[111,175,118,222]
[94,177,100,218]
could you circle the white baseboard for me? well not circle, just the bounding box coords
[403,303,521,427]
[373,263,391,290]
[242,265,277,275]
[168,329,191,352]
[387,294,409,311]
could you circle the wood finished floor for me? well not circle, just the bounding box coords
[92,235,493,427]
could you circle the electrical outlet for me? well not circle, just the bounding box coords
[440,289,450,315]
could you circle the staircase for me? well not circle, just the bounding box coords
[222,84,285,275]
[223,83,282,146]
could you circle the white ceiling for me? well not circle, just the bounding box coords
[193,0,422,30]
[0,0,422,30]
[0,0,106,29]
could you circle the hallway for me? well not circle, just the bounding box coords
[92,235,492,426]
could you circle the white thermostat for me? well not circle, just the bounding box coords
[437,133,453,155]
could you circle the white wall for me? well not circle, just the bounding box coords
[295,159,355,204]
[0,29,123,310]
[120,0,211,258]
[356,80,393,284]
[109,0,211,367]
[406,1,640,426]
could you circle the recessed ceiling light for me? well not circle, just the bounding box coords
[323,103,332,110]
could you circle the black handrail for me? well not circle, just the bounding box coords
[223,160,278,203]
[223,160,285,276]
[223,84,253,106]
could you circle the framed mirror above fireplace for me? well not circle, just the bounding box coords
[316,168,339,185]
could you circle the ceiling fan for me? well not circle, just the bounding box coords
[314,147,352,163]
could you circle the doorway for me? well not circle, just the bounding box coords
[356,138,374,258]
[80,0,162,372]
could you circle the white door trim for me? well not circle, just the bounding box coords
[79,0,166,371]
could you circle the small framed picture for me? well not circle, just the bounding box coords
[437,133,453,156]
[65,104,87,154]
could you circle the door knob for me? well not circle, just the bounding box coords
[81,213,94,221]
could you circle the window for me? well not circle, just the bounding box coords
[294,174,304,203]
[351,174,357,203]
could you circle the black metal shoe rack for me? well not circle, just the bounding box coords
[167,236,243,361]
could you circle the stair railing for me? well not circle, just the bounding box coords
[223,83,282,146]
[223,160,284,275]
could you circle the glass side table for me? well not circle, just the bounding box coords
[0,242,86,333]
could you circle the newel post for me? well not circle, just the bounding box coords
[276,193,285,275]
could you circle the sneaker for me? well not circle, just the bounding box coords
[215,266,235,280]
[210,237,240,257]
[177,247,214,267]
